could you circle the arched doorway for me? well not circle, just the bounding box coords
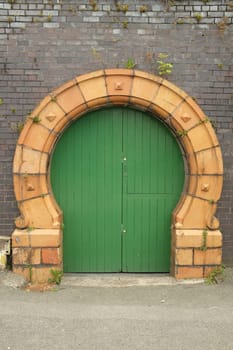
[11,69,223,283]
[51,107,184,272]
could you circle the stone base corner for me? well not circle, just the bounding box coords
[12,228,62,284]
[173,229,222,280]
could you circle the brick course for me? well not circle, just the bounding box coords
[0,0,232,264]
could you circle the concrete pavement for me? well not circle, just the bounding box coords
[0,269,233,350]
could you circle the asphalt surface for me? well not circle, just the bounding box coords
[0,269,233,350]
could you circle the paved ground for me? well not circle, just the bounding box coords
[0,269,233,350]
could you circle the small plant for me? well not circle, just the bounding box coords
[47,15,52,22]
[145,51,153,62]
[48,0,54,7]
[8,0,16,4]
[31,115,41,123]
[210,119,218,131]
[194,13,203,23]
[0,98,3,106]
[176,18,184,25]
[208,199,215,205]
[17,121,25,132]
[48,269,63,285]
[51,96,57,102]
[124,58,136,69]
[121,4,128,13]
[68,6,76,14]
[92,47,105,67]
[202,0,209,4]
[115,2,128,14]
[161,0,175,11]
[199,117,209,125]
[199,229,208,251]
[11,121,25,133]
[217,17,229,33]
[122,20,128,29]
[192,96,197,103]
[27,226,34,232]
[139,5,147,13]
[156,53,173,76]
[89,0,98,11]
[205,265,225,285]
[217,63,223,69]
[25,264,33,282]
[177,130,188,137]
[7,16,13,24]
[11,107,16,113]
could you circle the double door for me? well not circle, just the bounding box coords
[51,107,184,272]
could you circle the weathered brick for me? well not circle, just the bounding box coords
[176,249,193,265]
[175,266,204,279]
[194,248,222,265]
[13,248,30,265]
[42,248,61,265]
[29,230,61,248]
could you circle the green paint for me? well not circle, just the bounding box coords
[51,107,184,272]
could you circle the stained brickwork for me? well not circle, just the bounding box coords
[0,0,232,264]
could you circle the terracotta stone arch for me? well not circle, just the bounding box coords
[12,69,223,283]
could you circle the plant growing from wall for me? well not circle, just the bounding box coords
[217,63,223,69]
[31,116,41,123]
[160,0,175,11]
[115,2,128,14]
[51,96,57,102]
[124,58,136,69]
[139,5,148,13]
[7,16,13,24]
[156,53,173,76]
[199,229,208,251]
[11,121,25,134]
[217,17,229,33]
[89,0,98,11]
[92,47,105,67]
[177,129,188,137]
[48,269,63,285]
[25,264,33,282]
[205,265,225,284]
[194,13,203,23]
[122,20,129,29]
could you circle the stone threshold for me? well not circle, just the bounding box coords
[61,273,204,287]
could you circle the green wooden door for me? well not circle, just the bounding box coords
[51,107,184,272]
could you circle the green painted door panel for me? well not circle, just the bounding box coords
[51,109,123,272]
[122,110,184,272]
[51,107,184,273]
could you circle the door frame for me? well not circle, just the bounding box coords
[12,69,223,283]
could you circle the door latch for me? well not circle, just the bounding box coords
[121,225,127,234]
